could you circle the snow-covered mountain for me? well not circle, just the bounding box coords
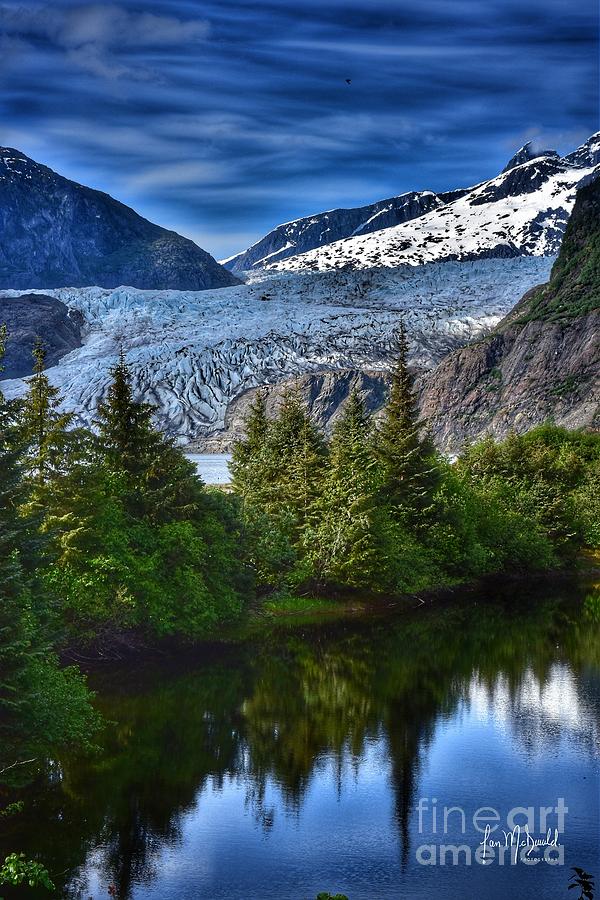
[0,257,552,443]
[226,133,600,274]
[2,134,597,447]
[222,188,467,274]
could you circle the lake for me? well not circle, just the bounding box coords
[2,580,599,900]
[185,453,232,485]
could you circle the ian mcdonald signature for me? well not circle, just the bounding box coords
[480,824,560,863]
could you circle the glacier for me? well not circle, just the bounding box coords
[0,256,554,444]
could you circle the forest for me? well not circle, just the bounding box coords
[1,324,599,890]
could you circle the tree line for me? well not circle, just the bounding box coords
[1,323,599,784]
[231,324,600,596]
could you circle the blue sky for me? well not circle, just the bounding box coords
[0,0,598,259]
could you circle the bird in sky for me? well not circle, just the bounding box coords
[345,78,352,85]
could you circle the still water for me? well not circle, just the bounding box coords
[185,454,232,485]
[3,582,600,899]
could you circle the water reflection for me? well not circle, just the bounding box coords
[3,585,599,899]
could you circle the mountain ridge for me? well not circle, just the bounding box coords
[0,148,239,291]
[226,133,600,274]
[418,174,600,450]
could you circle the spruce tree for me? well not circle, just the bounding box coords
[230,388,270,504]
[21,337,73,487]
[243,388,269,452]
[308,389,382,587]
[231,387,327,586]
[268,387,327,532]
[96,350,158,481]
[97,351,209,527]
[0,327,35,743]
[376,322,438,521]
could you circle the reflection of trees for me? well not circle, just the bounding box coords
[8,587,600,898]
[242,636,378,805]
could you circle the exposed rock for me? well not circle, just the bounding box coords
[188,369,391,452]
[501,141,560,173]
[0,257,551,441]
[228,133,599,275]
[418,310,599,452]
[468,156,567,205]
[0,293,83,379]
[0,148,239,291]
[223,190,461,273]
[418,175,600,451]
[563,132,600,168]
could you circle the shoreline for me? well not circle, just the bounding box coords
[60,560,598,673]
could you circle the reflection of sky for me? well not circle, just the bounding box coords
[468,664,600,753]
[0,1,597,258]
[74,663,600,900]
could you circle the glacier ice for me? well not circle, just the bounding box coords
[0,256,554,444]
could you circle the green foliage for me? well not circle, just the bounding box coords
[0,853,54,892]
[39,356,248,636]
[519,176,600,323]
[316,894,349,900]
[458,425,600,559]
[374,323,438,521]
[0,801,24,818]
[1,317,598,875]
[232,386,328,587]
[304,390,383,589]
[0,329,97,782]
[568,867,595,900]
[0,336,248,803]
[232,358,599,597]
[21,337,73,490]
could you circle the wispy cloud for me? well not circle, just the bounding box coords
[0,3,209,79]
[0,0,597,257]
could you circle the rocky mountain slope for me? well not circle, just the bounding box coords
[0,293,82,379]
[192,369,391,452]
[419,175,600,451]
[226,133,600,274]
[0,148,238,291]
[0,257,551,442]
[2,138,596,449]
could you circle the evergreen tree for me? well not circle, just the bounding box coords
[21,337,73,487]
[82,352,244,633]
[95,351,201,522]
[230,388,270,504]
[243,388,269,452]
[231,386,327,587]
[268,387,327,532]
[375,323,438,521]
[307,389,382,587]
[0,326,33,738]
[96,350,158,481]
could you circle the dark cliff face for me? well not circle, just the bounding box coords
[189,369,390,451]
[0,149,239,291]
[469,157,568,205]
[501,141,559,173]
[0,293,83,378]
[418,176,600,452]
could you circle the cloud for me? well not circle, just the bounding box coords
[0,4,209,48]
[53,5,208,48]
[0,0,597,257]
[127,160,232,190]
[0,4,209,79]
